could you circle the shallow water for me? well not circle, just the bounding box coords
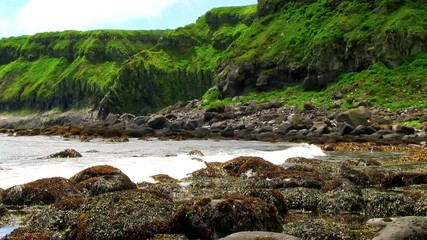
[0,134,327,189]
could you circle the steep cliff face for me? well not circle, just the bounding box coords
[0,30,165,112]
[0,6,256,115]
[216,0,427,98]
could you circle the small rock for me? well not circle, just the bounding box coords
[49,149,82,158]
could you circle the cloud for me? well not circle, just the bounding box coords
[14,0,194,35]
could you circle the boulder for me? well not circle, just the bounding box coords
[171,196,283,240]
[2,177,82,205]
[147,115,167,129]
[70,165,136,196]
[373,216,427,240]
[70,190,175,239]
[336,106,370,127]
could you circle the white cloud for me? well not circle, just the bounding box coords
[14,0,193,35]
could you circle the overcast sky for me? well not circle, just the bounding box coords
[0,0,257,39]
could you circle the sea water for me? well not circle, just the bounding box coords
[0,134,326,189]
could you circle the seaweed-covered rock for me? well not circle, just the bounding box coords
[1,177,82,206]
[70,189,175,239]
[372,216,427,240]
[282,219,349,240]
[221,156,282,176]
[70,165,136,196]
[220,231,302,240]
[279,187,321,212]
[49,149,82,158]
[364,190,414,218]
[414,195,427,216]
[172,196,283,240]
[383,172,427,187]
[318,180,364,214]
[3,227,55,240]
[243,189,288,215]
[222,156,324,189]
[318,190,363,214]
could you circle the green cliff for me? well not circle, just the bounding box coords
[0,0,426,115]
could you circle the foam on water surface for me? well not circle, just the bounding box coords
[0,135,326,189]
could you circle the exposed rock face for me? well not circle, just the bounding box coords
[215,0,426,99]
[69,165,137,196]
[1,177,82,206]
[171,196,283,240]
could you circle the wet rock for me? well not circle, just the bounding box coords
[220,231,302,240]
[279,187,321,212]
[70,189,175,239]
[171,196,283,240]
[372,216,427,240]
[2,177,82,206]
[147,115,167,129]
[70,165,136,196]
[49,149,82,158]
[383,172,427,187]
[364,190,415,218]
[188,149,205,156]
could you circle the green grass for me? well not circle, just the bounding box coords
[201,53,427,110]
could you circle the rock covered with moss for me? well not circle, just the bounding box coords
[1,177,82,206]
[69,165,137,196]
[70,189,176,239]
[171,196,283,240]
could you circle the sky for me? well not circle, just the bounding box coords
[0,0,257,39]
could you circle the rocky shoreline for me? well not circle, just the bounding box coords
[1,102,427,239]
[1,100,427,145]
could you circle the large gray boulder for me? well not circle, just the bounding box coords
[372,216,427,240]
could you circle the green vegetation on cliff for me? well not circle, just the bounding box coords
[211,0,427,108]
[0,0,425,115]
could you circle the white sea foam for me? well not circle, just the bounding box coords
[0,135,326,189]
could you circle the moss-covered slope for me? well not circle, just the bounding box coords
[216,0,426,100]
[0,5,256,115]
[0,30,165,111]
